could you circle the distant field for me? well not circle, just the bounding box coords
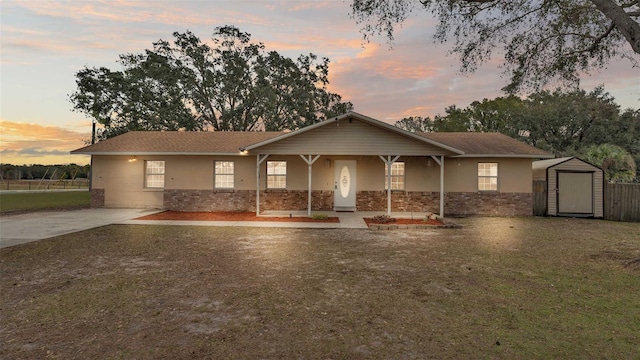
[0,179,89,191]
[0,191,91,213]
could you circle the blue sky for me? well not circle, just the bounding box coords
[1,0,638,165]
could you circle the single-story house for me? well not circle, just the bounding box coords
[72,112,553,216]
[532,157,604,218]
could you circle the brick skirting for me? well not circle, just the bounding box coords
[163,189,335,212]
[91,188,105,208]
[160,189,531,216]
[164,190,256,212]
[446,192,533,216]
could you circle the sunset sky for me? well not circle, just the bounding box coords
[1,0,638,166]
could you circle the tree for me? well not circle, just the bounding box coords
[351,0,640,92]
[70,26,352,140]
[582,143,637,182]
[464,95,526,137]
[394,116,433,132]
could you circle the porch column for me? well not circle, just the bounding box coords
[256,154,269,216]
[300,155,321,216]
[379,155,400,215]
[430,155,445,218]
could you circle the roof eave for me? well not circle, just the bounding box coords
[453,154,555,159]
[70,151,247,156]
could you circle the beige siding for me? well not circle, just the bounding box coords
[167,155,255,190]
[92,154,535,208]
[92,155,163,208]
[546,158,603,217]
[251,118,456,155]
[437,158,533,193]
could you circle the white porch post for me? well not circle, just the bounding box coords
[430,155,445,218]
[379,155,400,215]
[299,155,321,216]
[256,154,269,216]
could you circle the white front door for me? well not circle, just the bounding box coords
[334,160,356,211]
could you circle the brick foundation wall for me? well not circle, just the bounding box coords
[161,189,531,216]
[164,190,256,212]
[163,190,335,212]
[445,192,532,216]
[357,191,531,215]
[91,188,105,208]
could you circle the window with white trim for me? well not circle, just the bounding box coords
[267,161,286,189]
[145,160,165,188]
[478,162,498,191]
[385,162,405,190]
[215,161,234,189]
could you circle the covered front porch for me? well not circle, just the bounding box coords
[241,113,463,218]
[253,154,449,217]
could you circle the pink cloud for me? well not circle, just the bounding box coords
[0,120,90,165]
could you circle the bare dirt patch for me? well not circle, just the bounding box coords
[1,218,639,359]
[136,210,339,222]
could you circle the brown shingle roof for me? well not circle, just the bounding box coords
[71,129,552,158]
[419,132,552,157]
[71,131,284,154]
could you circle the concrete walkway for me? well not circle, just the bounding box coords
[0,208,160,249]
[1,209,436,249]
[122,210,372,229]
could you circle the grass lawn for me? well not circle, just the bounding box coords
[0,191,90,213]
[1,217,639,359]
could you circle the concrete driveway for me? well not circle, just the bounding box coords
[0,208,160,249]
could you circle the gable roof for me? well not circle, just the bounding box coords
[420,132,553,158]
[532,156,602,170]
[532,157,574,170]
[71,131,283,155]
[71,112,553,159]
[241,112,464,155]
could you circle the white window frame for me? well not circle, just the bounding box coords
[267,161,287,189]
[214,161,235,189]
[145,160,165,189]
[478,162,498,191]
[385,162,405,190]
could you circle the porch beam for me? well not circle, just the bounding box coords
[256,154,269,216]
[379,155,400,215]
[439,155,444,218]
[300,155,321,216]
[430,155,445,217]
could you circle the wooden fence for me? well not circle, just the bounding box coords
[532,181,639,222]
[532,180,547,216]
[604,183,640,222]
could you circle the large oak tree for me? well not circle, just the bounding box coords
[70,26,352,140]
[351,0,639,92]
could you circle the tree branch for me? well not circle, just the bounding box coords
[590,0,640,54]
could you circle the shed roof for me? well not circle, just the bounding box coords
[532,156,602,171]
[532,157,574,170]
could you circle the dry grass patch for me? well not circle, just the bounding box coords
[1,217,639,359]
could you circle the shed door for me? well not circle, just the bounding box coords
[557,172,593,214]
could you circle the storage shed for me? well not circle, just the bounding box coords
[533,157,603,218]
